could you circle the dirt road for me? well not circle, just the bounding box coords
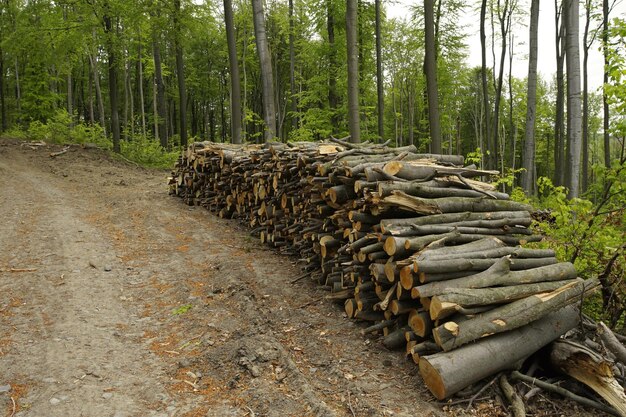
[0,139,443,417]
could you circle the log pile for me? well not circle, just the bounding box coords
[168,139,610,408]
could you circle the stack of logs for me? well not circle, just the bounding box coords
[169,139,624,412]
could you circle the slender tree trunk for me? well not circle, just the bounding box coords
[602,0,611,168]
[0,47,6,132]
[88,61,95,125]
[103,12,120,153]
[565,0,582,199]
[424,0,442,153]
[123,53,129,138]
[174,0,188,146]
[223,0,242,144]
[153,41,167,147]
[581,0,592,193]
[408,81,414,145]
[138,43,146,137]
[508,31,516,175]
[127,57,134,139]
[327,0,339,131]
[289,0,298,131]
[492,0,512,174]
[346,0,360,143]
[521,0,539,194]
[554,1,566,185]
[90,54,106,136]
[375,0,384,141]
[251,0,277,141]
[67,72,73,123]
[480,0,492,168]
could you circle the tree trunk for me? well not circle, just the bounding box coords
[88,60,95,125]
[346,0,360,143]
[153,41,167,147]
[424,0,442,154]
[521,0,539,193]
[289,0,297,131]
[375,0,384,141]
[582,0,591,193]
[103,11,120,153]
[90,53,107,137]
[554,1,566,185]
[251,0,277,142]
[138,42,146,137]
[420,305,580,399]
[480,0,493,169]
[0,47,6,132]
[492,0,512,173]
[602,0,611,168]
[67,72,73,122]
[327,0,339,132]
[565,0,582,198]
[223,0,242,144]
[174,0,188,147]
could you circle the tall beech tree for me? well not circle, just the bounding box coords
[565,0,582,198]
[521,0,539,194]
[424,0,441,153]
[252,0,277,141]
[346,0,360,143]
[224,0,242,144]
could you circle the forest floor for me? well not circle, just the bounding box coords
[0,139,601,417]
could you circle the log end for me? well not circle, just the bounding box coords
[383,236,398,257]
[400,266,414,290]
[419,358,447,400]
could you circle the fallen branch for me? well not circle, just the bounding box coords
[50,146,70,157]
[499,374,525,417]
[597,321,626,364]
[511,370,619,416]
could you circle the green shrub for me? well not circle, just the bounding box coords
[120,135,179,169]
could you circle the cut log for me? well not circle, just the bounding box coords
[550,339,626,417]
[380,212,531,234]
[419,304,580,399]
[383,325,411,349]
[432,279,597,351]
[380,191,532,214]
[419,246,555,262]
[429,279,578,320]
[409,310,433,338]
[378,181,510,200]
[383,161,497,180]
[413,258,578,298]
[414,257,557,275]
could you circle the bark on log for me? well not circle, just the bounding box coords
[550,339,626,417]
[419,304,580,399]
[419,246,555,262]
[385,224,532,238]
[377,181,509,200]
[380,191,533,214]
[414,257,557,275]
[383,161,497,180]
[380,212,531,234]
[432,278,597,351]
[413,258,578,298]
[429,279,578,320]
